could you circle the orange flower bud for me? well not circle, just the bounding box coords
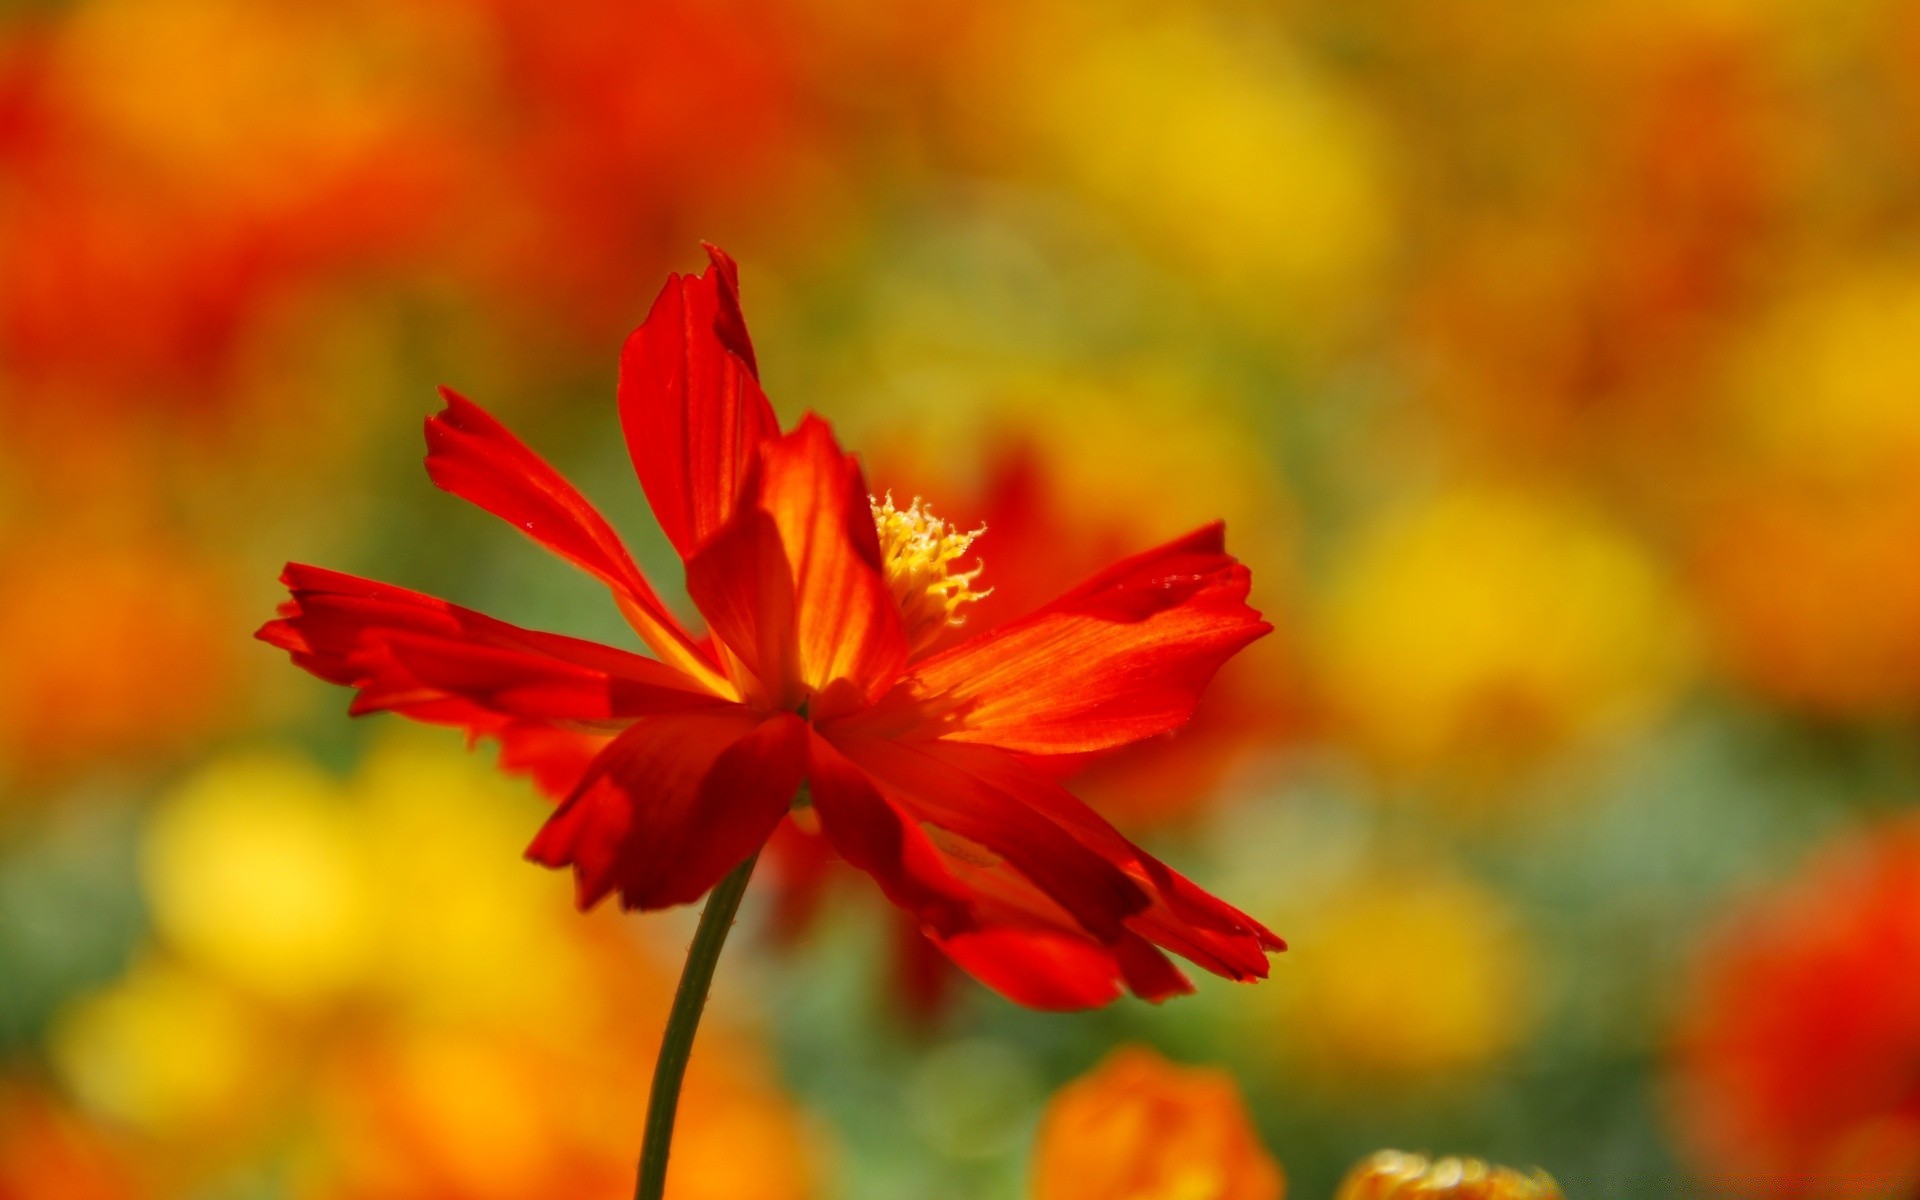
[1032,1046,1284,1200]
[1335,1151,1561,1200]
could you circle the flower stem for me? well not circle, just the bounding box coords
[633,850,760,1200]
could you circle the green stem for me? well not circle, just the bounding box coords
[633,850,760,1200]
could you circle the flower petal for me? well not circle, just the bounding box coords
[685,416,907,716]
[931,741,1285,977]
[526,710,806,910]
[864,523,1270,755]
[807,733,1190,1010]
[831,733,1148,938]
[940,928,1196,1010]
[258,565,718,735]
[620,245,780,561]
[937,929,1132,1010]
[424,387,725,691]
[495,725,611,800]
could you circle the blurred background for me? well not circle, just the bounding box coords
[5,0,1920,1196]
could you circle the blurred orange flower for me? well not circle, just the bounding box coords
[0,538,237,786]
[1315,486,1692,792]
[1670,815,1920,1196]
[0,1084,146,1200]
[1263,861,1534,1086]
[1690,269,1920,718]
[1031,1045,1283,1200]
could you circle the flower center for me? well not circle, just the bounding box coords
[870,493,989,653]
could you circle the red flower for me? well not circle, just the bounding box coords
[259,247,1281,1010]
[1669,816,1920,1194]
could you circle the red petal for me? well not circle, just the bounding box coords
[933,741,1285,975]
[938,929,1129,1010]
[685,416,907,716]
[865,523,1270,755]
[495,725,611,800]
[258,565,719,735]
[834,733,1148,938]
[806,733,1201,1010]
[682,504,797,708]
[526,710,806,911]
[620,246,780,561]
[805,731,977,935]
[423,388,725,692]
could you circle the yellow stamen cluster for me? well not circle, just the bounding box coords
[870,493,989,653]
[1336,1151,1562,1200]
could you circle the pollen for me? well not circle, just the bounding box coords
[870,493,990,653]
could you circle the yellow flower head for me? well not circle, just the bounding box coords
[870,493,990,653]
[1337,1151,1561,1200]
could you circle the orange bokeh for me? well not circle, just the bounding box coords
[1031,1046,1284,1200]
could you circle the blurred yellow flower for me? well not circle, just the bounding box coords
[955,7,1393,339]
[142,750,372,1007]
[1692,268,1920,715]
[352,739,608,1027]
[1031,1045,1284,1200]
[1271,864,1533,1083]
[1336,1150,1561,1200]
[1726,269,1920,493]
[50,958,283,1139]
[46,735,825,1199]
[1317,487,1692,783]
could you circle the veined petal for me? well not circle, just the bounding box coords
[258,565,719,735]
[685,416,907,716]
[526,710,806,911]
[620,245,780,561]
[424,388,727,693]
[805,731,976,936]
[806,732,1190,1010]
[682,504,797,709]
[863,523,1270,755]
[832,733,1148,939]
[930,741,1284,978]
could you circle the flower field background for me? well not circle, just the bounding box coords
[5,0,1920,1196]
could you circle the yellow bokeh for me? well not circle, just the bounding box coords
[1273,864,1533,1083]
[1691,266,1920,714]
[142,749,373,1006]
[1728,268,1920,492]
[352,738,598,1028]
[1317,487,1693,780]
[950,5,1394,339]
[50,735,824,1198]
[1030,17,1390,321]
[50,957,283,1138]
